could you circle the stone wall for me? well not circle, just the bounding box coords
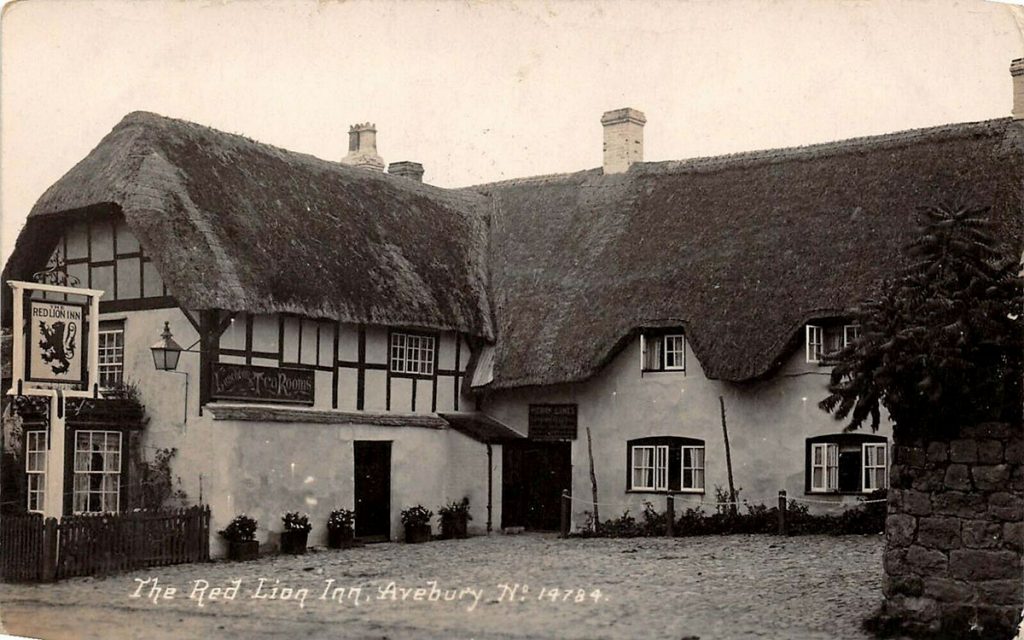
[880,422,1023,637]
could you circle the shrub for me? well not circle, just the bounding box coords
[282,511,312,532]
[575,491,885,538]
[219,514,258,542]
[327,508,355,533]
[401,505,433,527]
[438,497,472,523]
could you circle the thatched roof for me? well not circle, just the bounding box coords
[4,112,493,338]
[4,113,1022,391]
[470,118,1024,388]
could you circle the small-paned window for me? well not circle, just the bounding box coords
[390,332,436,375]
[98,321,125,389]
[25,431,47,513]
[73,431,121,513]
[641,331,686,372]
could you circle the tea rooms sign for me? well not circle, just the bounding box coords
[28,300,86,384]
[211,363,315,405]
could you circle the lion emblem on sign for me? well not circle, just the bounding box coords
[38,320,77,375]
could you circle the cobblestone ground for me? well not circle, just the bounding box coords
[0,533,884,640]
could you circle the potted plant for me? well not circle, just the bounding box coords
[326,508,357,549]
[280,511,312,554]
[401,505,433,543]
[219,514,259,561]
[438,497,472,539]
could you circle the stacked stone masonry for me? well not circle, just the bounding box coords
[881,422,1024,637]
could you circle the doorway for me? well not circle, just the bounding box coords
[353,441,391,541]
[501,441,572,530]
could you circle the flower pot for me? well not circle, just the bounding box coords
[404,523,432,544]
[327,527,356,549]
[440,514,469,540]
[227,540,259,561]
[280,529,309,554]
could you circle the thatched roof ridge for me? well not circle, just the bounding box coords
[469,118,1023,389]
[11,111,493,338]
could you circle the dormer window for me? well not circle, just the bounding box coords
[641,330,686,372]
[805,322,859,363]
[843,324,861,347]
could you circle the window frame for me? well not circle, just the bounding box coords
[863,442,888,491]
[97,321,125,390]
[640,330,686,373]
[680,445,706,492]
[806,434,888,495]
[72,430,122,514]
[627,436,705,494]
[843,324,861,348]
[810,442,837,493]
[805,324,824,363]
[25,430,47,514]
[388,330,437,377]
[631,445,668,491]
[663,334,686,371]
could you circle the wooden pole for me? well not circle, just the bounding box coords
[666,495,675,537]
[560,490,571,538]
[778,490,788,536]
[586,426,599,529]
[719,396,738,516]
[41,517,58,582]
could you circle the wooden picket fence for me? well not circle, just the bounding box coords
[0,506,210,582]
[0,513,55,582]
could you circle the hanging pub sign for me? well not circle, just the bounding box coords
[210,362,315,405]
[27,300,87,385]
[528,403,578,441]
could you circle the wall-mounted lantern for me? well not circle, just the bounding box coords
[151,322,198,422]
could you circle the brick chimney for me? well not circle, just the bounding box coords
[388,161,424,182]
[341,122,384,171]
[601,108,646,174]
[1012,59,1024,120]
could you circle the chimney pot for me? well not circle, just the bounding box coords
[388,161,425,182]
[341,122,385,171]
[1011,58,1024,120]
[601,107,646,174]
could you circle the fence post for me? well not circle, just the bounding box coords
[777,490,788,536]
[665,495,675,537]
[560,491,571,538]
[41,517,58,582]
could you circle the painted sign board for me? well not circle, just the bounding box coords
[528,403,578,440]
[211,362,315,405]
[27,300,87,385]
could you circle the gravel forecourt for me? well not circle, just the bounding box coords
[0,533,885,640]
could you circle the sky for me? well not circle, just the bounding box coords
[1,0,1022,265]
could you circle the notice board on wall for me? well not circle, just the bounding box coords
[528,404,578,441]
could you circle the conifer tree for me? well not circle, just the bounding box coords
[819,202,1022,437]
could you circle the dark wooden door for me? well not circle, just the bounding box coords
[502,441,572,530]
[354,441,391,541]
